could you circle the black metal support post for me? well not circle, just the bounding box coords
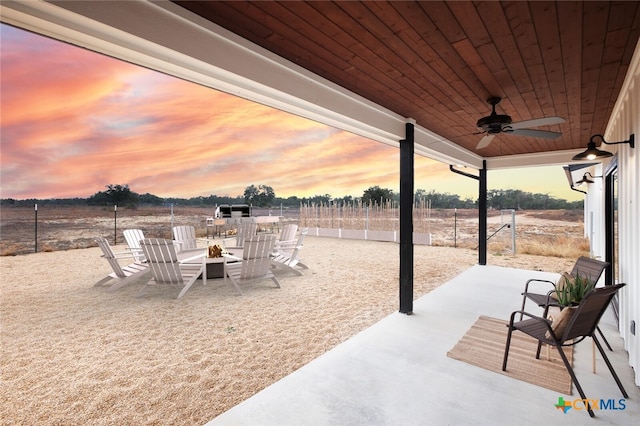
[448,162,487,265]
[479,161,487,265]
[399,121,414,314]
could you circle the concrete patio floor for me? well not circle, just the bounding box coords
[207,265,639,425]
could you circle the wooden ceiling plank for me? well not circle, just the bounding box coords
[454,5,530,126]
[451,39,504,99]
[255,2,412,94]
[445,1,493,47]
[418,0,466,44]
[580,1,609,137]
[556,1,584,147]
[363,2,478,111]
[504,1,545,120]
[476,2,535,96]
[389,2,491,116]
[527,2,567,123]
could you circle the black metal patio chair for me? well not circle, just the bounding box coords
[519,256,613,350]
[503,283,628,418]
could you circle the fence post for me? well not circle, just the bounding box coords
[114,205,117,244]
[34,204,38,253]
[170,204,174,232]
[454,208,457,248]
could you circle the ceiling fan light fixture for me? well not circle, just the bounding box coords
[572,134,635,161]
[475,97,564,149]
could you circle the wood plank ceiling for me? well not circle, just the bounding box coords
[174,1,640,159]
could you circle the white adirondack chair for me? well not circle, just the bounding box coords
[172,225,200,251]
[138,238,204,299]
[271,228,308,276]
[225,222,258,248]
[276,224,298,245]
[122,228,146,262]
[223,234,280,295]
[95,236,150,290]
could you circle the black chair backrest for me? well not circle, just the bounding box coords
[562,283,626,342]
[570,256,610,283]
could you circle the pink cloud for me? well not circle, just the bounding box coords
[0,24,581,202]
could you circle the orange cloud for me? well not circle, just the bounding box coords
[0,24,581,202]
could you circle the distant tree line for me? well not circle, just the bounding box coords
[1,183,583,210]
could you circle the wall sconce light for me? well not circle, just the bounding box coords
[575,172,602,185]
[572,134,635,161]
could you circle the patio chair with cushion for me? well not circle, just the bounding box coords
[223,234,280,295]
[503,283,628,418]
[95,236,150,290]
[138,238,204,299]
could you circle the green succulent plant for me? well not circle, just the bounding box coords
[555,272,596,307]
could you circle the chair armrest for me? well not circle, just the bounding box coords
[522,278,557,295]
[508,310,558,341]
[178,250,205,264]
[222,253,242,262]
[109,251,137,260]
[274,242,300,252]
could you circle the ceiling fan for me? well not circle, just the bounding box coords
[475,97,565,149]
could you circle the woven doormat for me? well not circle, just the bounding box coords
[447,315,573,395]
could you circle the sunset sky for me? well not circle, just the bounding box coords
[0,24,582,202]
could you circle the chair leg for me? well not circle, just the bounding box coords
[94,276,112,287]
[535,341,543,359]
[554,343,595,417]
[593,336,629,398]
[177,274,199,299]
[519,294,527,321]
[502,326,514,371]
[271,276,281,288]
[596,325,613,351]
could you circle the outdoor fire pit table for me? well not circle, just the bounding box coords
[202,248,242,284]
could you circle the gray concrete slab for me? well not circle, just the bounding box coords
[207,265,639,425]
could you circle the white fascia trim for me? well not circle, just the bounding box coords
[486,149,590,170]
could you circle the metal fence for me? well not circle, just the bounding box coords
[0,205,299,256]
[1,203,516,256]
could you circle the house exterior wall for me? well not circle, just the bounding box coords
[592,40,640,385]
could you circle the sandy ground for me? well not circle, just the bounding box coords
[0,236,574,425]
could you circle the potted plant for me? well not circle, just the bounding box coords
[554,272,596,307]
[546,272,596,339]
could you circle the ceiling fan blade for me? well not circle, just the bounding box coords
[510,116,565,129]
[506,128,562,139]
[476,134,495,149]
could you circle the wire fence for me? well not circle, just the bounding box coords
[0,205,299,256]
[1,202,516,256]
